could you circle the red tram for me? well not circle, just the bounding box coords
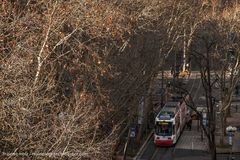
[154,95,189,146]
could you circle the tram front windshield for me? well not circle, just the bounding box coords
[155,122,173,136]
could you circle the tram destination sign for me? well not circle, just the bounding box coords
[159,114,171,120]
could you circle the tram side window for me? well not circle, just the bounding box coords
[175,121,180,133]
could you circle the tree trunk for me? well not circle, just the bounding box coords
[223,112,227,136]
[123,129,131,160]
[210,131,216,160]
[210,144,216,160]
[136,86,152,143]
[136,98,151,141]
[226,106,231,117]
[220,111,227,146]
[220,112,224,146]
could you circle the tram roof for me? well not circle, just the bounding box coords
[162,102,180,113]
[157,102,180,120]
[170,94,186,104]
[165,101,180,106]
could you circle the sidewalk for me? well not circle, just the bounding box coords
[232,132,240,153]
[175,120,208,152]
[216,105,240,154]
[174,120,208,160]
[227,112,240,153]
[174,155,211,160]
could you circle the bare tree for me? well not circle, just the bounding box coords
[211,4,240,146]
[1,0,138,159]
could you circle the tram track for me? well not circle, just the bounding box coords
[150,147,160,160]
[149,74,201,160]
[189,74,198,94]
[137,73,202,160]
[150,147,169,160]
[193,76,202,101]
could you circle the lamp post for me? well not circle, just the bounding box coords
[161,69,164,107]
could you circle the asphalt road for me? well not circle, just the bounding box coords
[136,74,204,160]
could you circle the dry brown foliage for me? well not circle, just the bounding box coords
[0,1,135,159]
[1,0,239,160]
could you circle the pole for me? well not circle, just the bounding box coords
[197,118,199,131]
[123,128,130,160]
[183,29,186,71]
[173,51,176,89]
[201,120,203,141]
[161,69,164,107]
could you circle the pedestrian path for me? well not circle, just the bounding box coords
[216,106,240,154]
[175,120,208,151]
[227,112,240,153]
[232,132,240,153]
